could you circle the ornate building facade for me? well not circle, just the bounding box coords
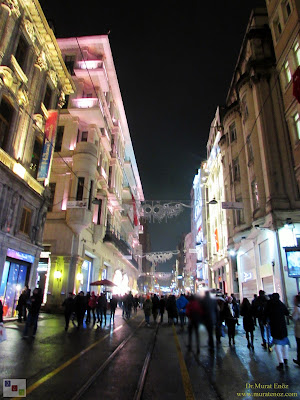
[42,35,144,309]
[0,0,73,317]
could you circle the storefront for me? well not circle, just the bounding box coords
[0,248,34,318]
[78,255,93,294]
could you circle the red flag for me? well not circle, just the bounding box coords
[132,194,138,226]
[215,228,219,252]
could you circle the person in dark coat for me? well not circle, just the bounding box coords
[224,296,239,346]
[62,292,74,331]
[85,292,91,324]
[97,293,107,327]
[22,288,42,338]
[240,298,255,350]
[159,295,166,324]
[253,290,272,351]
[166,295,178,324]
[143,295,152,326]
[202,291,218,350]
[110,295,118,323]
[74,291,86,329]
[265,293,290,370]
[186,295,203,354]
[88,291,97,325]
[151,294,160,323]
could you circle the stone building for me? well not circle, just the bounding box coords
[42,35,144,309]
[0,0,73,318]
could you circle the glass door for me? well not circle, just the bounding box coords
[2,262,28,317]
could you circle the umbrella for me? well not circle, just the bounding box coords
[90,279,117,287]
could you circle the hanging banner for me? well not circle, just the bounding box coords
[37,110,59,181]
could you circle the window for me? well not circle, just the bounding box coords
[97,199,103,225]
[81,131,88,142]
[234,198,244,226]
[241,95,249,121]
[229,122,237,143]
[294,42,300,67]
[48,182,56,212]
[43,84,53,110]
[247,135,254,162]
[0,97,14,151]
[282,0,291,22]
[61,95,69,110]
[15,35,29,71]
[233,158,240,181]
[19,207,32,235]
[76,177,84,201]
[88,180,94,210]
[284,60,292,84]
[64,55,75,75]
[273,17,282,40]
[293,112,300,140]
[29,134,43,179]
[55,126,64,152]
[251,180,260,210]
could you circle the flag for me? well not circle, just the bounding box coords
[132,194,138,226]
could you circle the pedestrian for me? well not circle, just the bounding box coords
[215,296,225,345]
[231,293,240,325]
[110,295,118,323]
[85,292,91,324]
[62,292,74,331]
[240,298,255,350]
[133,295,139,314]
[224,296,238,346]
[16,288,27,322]
[126,291,134,319]
[202,291,219,350]
[74,291,86,329]
[176,293,189,329]
[143,295,152,326]
[159,295,166,324]
[88,291,97,325]
[166,295,178,324]
[22,288,42,338]
[151,294,160,323]
[252,294,258,326]
[253,290,273,351]
[186,295,203,354]
[265,293,290,370]
[97,293,107,327]
[292,294,300,366]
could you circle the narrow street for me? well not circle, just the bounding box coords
[1,309,299,399]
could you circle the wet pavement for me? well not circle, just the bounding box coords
[1,310,300,399]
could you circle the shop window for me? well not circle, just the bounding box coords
[0,97,14,151]
[29,134,43,179]
[48,182,56,211]
[55,126,64,152]
[14,35,29,72]
[20,207,32,235]
[76,177,84,201]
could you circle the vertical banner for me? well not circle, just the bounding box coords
[132,193,138,226]
[37,110,59,182]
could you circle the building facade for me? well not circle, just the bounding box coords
[42,35,144,309]
[0,0,73,317]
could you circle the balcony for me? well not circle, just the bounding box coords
[69,97,105,127]
[100,128,111,152]
[66,202,92,235]
[74,60,109,92]
[103,224,138,269]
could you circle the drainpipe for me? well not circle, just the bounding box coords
[275,228,288,307]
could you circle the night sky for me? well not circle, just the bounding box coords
[40,0,265,271]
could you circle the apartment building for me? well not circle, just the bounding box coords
[0,0,73,317]
[42,35,144,309]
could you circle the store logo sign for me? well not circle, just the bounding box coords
[3,379,26,397]
[243,272,253,282]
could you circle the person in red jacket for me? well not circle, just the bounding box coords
[88,291,97,325]
[186,295,203,354]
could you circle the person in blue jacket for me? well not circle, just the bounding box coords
[176,293,189,328]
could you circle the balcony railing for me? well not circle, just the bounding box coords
[103,223,138,269]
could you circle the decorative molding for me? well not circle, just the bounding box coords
[10,55,28,85]
[24,19,35,44]
[35,51,47,71]
[17,87,29,107]
[1,0,20,17]
[0,66,14,88]
[57,90,65,108]
[49,69,58,88]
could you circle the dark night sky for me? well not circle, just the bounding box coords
[40,0,265,271]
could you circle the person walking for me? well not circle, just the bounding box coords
[202,291,218,350]
[74,291,86,330]
[22,288,42,338]
[151,294,160,323]
[176,293,189,329]
[133,295,139,314]
[62,292,74,331]
[159,295,166,324]
[186,295,203,354]
[85,291,91,324]
[224,296,239,346]
[110,295,118,324]
[143,295,152,327]
[97,293,107,327]
[265,293,290,370]
[252,294,258,326]
[88,291,97,325]
[240,297,255,350]
[166,295,178,325]
[253,290,273,351]
[292,294,300,366]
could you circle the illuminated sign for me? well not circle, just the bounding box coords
[285,247,300,277]
[243,272,253,282]
[7,248,35,264]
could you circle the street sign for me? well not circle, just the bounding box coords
[222,201,244,209]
